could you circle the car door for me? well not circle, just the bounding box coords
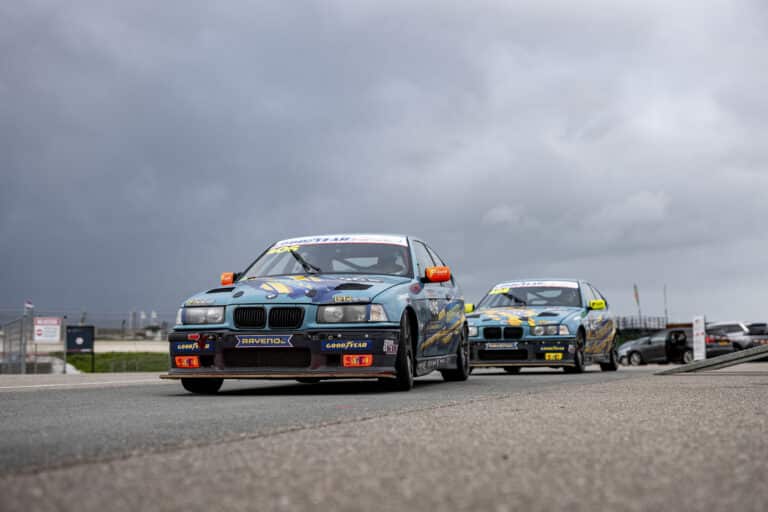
[426,244,460,357]
[411,240,444,358]
[645,331,669,362]
[580,283,598,354]
[590,284,615,357]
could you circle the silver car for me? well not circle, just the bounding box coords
[706,322,768,350]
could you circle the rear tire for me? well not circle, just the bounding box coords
[600,339,619,372]
[181,378,223,394]
[441,327,470,381]
[385,313,415,391]
[503,367,521,374]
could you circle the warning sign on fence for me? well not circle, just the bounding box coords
[33,317,62,344]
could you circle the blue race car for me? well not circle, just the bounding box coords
[162,234,469,393]
[466,279,619,373]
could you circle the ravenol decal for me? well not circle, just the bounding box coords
[321,340,373,352]
[235,335,294,348]
[172,341,213,352]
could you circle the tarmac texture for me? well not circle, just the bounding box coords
[0,366,766,511]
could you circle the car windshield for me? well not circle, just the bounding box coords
[241,242,412,278]
[478,282,582,308]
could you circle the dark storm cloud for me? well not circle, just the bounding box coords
[1,0,767,322]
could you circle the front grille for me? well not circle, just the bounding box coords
[478,349,528,361]
[222,348,311,368]
[503,327,523,339]
[234,307,266,328]
[484,327,501,339]
[269,307,304,329]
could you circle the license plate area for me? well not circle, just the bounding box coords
[545,352,563,361]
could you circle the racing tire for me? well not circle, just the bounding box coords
[600,341,619,372]
[181,378,223,395]
[629,352,643,366]
[564,332,586,374]
[503,367,521,374]
[682,349,694,364]
[384,313,415,391]
[441,327,470,382]
[296,378,321,384]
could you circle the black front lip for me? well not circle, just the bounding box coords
[469,339,575,366]
[166,328,400,377]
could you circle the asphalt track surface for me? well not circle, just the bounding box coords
[1,366,767,512]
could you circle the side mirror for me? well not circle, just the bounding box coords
[220,272,237,286]
[588,299,606,311]
[464,303,475,314]
[424,266,451,283]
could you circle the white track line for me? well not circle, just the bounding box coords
[0,379,169,391]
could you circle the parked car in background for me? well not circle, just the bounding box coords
[706,322,768,350]
[466,279,618,373]
[618,328,733,365]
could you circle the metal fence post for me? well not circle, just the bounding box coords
[20,310,27,374]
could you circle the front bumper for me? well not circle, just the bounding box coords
[469,338,576,367]
[162,328,400,380]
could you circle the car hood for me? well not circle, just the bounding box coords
[183,274,410,306]
[467,306,583,326]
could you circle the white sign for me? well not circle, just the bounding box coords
[33,317,62,344]
[692,315,706,361]
[273,234,409,248]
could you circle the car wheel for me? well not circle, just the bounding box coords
[181,378,223,394]
[564,332,586,373]
[600,339,619,372]
[682,349,694,364]
[619,355,628,366]
[503,367,521,374]
[296,378,321,384]
[441,326,470,382]
[629,352,643,366]
[385,312,415,391]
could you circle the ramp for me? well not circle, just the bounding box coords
[656,344,768,375]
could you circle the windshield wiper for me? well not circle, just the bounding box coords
[502,292,527,306]
[289,249,321,274]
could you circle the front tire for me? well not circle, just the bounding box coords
[386,313,415,391]
[629,352,643,366]
[441,326,470,382]
[682,349,694,364]
[181,378,223,394]
[564,332,586,373]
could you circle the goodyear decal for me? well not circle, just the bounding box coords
[321,340,373,352]
[540,346,565,351]
[235,335,293,348]
[172,341,214,352]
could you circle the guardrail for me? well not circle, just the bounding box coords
[656,344,768,375]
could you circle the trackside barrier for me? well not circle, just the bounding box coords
[656,344,768,375]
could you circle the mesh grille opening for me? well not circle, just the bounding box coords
[484,327,501,339]
[234,307,266,328]
[222,348,311,368]
[268,307,304,329]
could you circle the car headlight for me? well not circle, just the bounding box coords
[180,306,225,325]
[317,304,389,323]
[468,326,479,337]
[532,325,569,336]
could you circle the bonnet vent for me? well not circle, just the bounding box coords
[537,311,559,317]
[334,283,373,291]
[207,287,235,294]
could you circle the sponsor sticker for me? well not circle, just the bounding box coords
[235,335,293,348]
[383,338,398,355]
[321,340,373,352]
[485,342,518,350]
[495,280,579,289]
[272,234,408,248]
[185,298,215,306]
[172,341,213,352]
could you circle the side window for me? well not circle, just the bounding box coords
[590,285,607,307]
[650,331,668,343]
[412,242,436,279]
[426,245,455,286]
[582,284,597,305]
[726,324,744,334]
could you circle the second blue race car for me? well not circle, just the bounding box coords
[466,279,619,373]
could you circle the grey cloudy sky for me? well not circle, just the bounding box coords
[2,0,767,323]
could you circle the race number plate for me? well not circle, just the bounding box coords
[545,353,563,361]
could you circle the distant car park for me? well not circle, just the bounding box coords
[618,328,733,365]
[706,322,768,350]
